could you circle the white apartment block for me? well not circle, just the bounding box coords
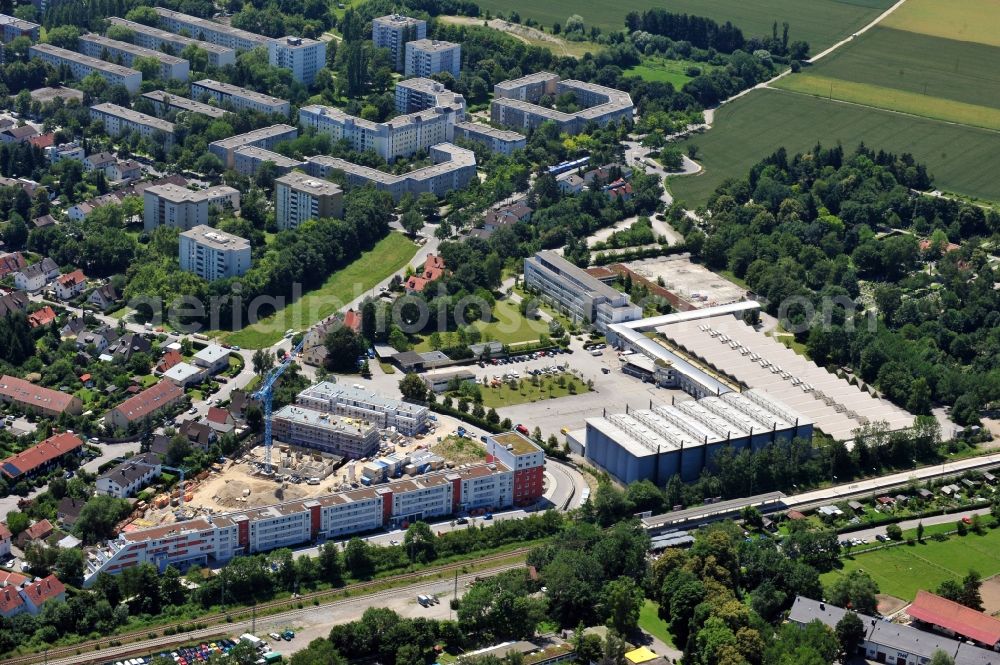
[143,184,241,231]
[78,33,189,81]
[191,79,290,116]
[454,121,526,155]
[299,97,463,162]
[30,44,141,93]
[274,171,344,229]
[524,250,642,332]
[372,14,426,71]
[89,103,176,146]
[393,77,464,114]
[154,7,271,52]
[45,142,84,164]
[491,73,633,135]
[95,454,162,499]
[208,124,298,168]
[267,36,326,84]
[271,405,381,459]
[106,17,236,68]
[179,224,251,281]
[84,458,535,584]
[296,382,428,436]
[404,39,460,78]
[232,145,303,177]
[141,90,229,119]
[305,143,476,202]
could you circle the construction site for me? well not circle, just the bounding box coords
[625,254,746,308]
[119,415,471,532]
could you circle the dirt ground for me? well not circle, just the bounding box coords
[979,575,1000,616]
[876,594,908,617]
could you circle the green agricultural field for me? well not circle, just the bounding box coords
[779,27,1000,115]
[775,74,1000,131]
[669,89,1000,206]
[224,233,418,349]
[881,0,1000,47]
[822,527,1000,601]
[624,58,714,87]
[473,0,893,52]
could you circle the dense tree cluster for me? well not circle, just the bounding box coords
[625,10,747,54]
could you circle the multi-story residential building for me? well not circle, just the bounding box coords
[84,456,537,584]
[54,269,86,300]
[1,575,65,618]
[12,257,58,292]
[178,224,251,280]
[453,121,526,155]
[106,17,236,68]
[104,378,185,431]
[271,405,380,459]
[79,33,189,81]
[523,250,642,332]
[485,431,546,506]
[207,124,298,168]
[0,14,39,43]
[44,141,84,164]
[0,432,83,480]
[141,90,229,120]
[89,103,176,146]
[191,79,290,116]
[267,36,326,84]
[304,143,476,202]
[404,39,460,78]
[274,172,343,229]
[95,453,162,498]
[491,74,633,135]
[154,7,271,52]
[29,44,142,93]
[393,77,464,115]
[232,145,303,177]
[299,96,463,163]
[142,184,241,231]
[372,14,426,71]
[296,382,428,436]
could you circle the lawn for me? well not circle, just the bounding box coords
[480,372,590,408]
[669,88,1000,206]
[821,527,1000,601]
[412,298,549,351]
[624,57,712,87]
[430,435,487,464]
[638,599,675,647]
[223,234,418,349]
[472,0,893,52]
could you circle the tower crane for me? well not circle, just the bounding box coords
[252,339,305,475]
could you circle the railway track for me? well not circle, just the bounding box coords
[4,549,530,665]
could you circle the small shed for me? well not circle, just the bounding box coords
[847,500,864,513]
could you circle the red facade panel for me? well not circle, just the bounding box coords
[451,477,461,511]
[309,504,321,536]
[237,520,249,548]
[381,491,393,524]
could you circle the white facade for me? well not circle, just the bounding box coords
[453,121,526,155]
[45,142,84,164]
[271,405,381,459]
[143,184,240,231]
[107,17,236,68]
[208,124,298,168]
[267,36,326,84]
[29,44,141,93]
[90,103,176,146]
[372,14,426,71]
[154,7,271,52]
[179,225,251,281]
[96,455,162,498]
[79,32,190,81]
[404,39,461,78]
[192,79,290,116]
[274,172,343,229]
[192,344,230,375]
[296,382,428,436]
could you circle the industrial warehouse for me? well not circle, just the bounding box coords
[607,303,915,441]
[83,431,545,586]
[583,390,812,485]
